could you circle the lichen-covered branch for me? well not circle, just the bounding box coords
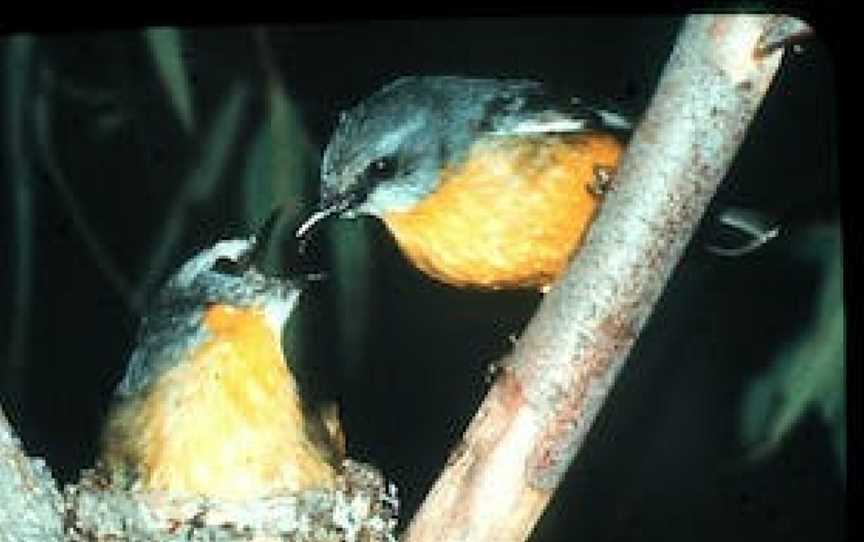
[0,409,65,541]
[403,15,808,542]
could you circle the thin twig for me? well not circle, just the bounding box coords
[404,15,806,542]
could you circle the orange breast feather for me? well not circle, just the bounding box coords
[382,133,623,290]
[101,305,335,499]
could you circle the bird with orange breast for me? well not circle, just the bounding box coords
[297,76,631,291]
[99,234,343,500]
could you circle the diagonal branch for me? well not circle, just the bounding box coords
[403,15,809,542]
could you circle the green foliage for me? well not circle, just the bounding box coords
[4,35,36,374]
[4,29,320,328]
[740,224,844,479]
[186,82,251,202]
[329,219,373,375]
[144,27,195,134]
[242,81,314,267]
[135,80,251,305]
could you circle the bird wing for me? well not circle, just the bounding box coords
[476,79,633,137]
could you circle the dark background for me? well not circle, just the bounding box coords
[0,18,843,541]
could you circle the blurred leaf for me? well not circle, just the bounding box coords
[267,81,312,205]
[4,34,36,372]
[330,219,373,376]
[135,81,250,306]
[39,69,131,139]
[243,123,274,225]
[185,81,249,201]
[242,82,312,240]
[93,109,130,136]
[740,224,844,478]
[33,72,134,308]
[144,27,195,134]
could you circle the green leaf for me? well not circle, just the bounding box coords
[740,225,845,478]
[242,83,312,224]
[4,34,37,371]
[266,81,312,205]
[330,219,373,375]
[135,81,250,305]
[185,81,249,201]
[144,27,195,134]
[242,123,274,226]
[241,82,314,269]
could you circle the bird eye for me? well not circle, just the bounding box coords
[213,255,247,275]
[365,156,398,180]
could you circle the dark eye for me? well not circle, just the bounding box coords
[213,255,248,276]
[365,156,398,180]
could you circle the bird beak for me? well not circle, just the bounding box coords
[295,205,339,240]
[294,191,361,242]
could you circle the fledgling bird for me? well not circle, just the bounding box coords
[99,237,343,500]
[297,76,631,290]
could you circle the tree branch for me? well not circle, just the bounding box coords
[403,15,808,542]
[0,409,65,541]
